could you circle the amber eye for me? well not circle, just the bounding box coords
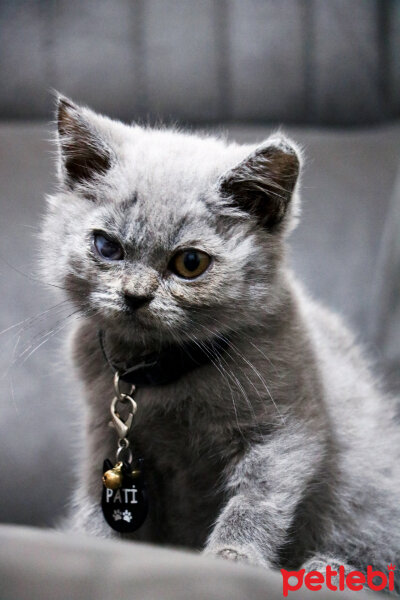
[170,249,211,279]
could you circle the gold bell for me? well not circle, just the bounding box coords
[102,461,123,490]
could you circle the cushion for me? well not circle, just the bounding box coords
[0,525,381,600]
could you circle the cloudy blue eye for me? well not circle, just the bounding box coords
[93,233,124,261]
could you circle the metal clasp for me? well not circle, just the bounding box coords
[110,372,137,440]
[110,394,137,440]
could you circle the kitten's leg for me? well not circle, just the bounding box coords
[204,423,327,569]
[61,492,116,538]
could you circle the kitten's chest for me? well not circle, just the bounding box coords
[129,405,242,547]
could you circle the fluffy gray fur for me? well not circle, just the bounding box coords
[41,96,400,585]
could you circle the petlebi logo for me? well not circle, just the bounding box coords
[281,564,396,596]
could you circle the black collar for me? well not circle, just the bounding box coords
[99,330,229,387]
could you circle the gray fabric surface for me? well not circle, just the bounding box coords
[0,525,381,600]
[0,0,398,124]
[370,166,400,393]
[0,121,399,530]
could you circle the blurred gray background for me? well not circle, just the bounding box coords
[0,0,399,528]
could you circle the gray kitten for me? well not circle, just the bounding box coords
[41,96,400,583]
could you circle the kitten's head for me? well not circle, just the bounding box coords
[41,96,301,347]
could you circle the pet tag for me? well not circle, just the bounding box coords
[101,372,149,533]
[101,459,148,533]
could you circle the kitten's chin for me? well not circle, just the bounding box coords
[87,308,181,346]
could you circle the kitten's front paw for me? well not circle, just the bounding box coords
[217,547,251,563]
[204,543,268,569]
[302,556,357,586]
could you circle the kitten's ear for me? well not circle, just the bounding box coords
[219,135,301,231]
[56,95,114,187]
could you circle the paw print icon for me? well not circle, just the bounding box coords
[113,509,122,522]
[122,510,132,523]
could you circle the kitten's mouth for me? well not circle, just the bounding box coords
[116,298,188,335]
[120,305,162,329]
[90,304,181,346]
